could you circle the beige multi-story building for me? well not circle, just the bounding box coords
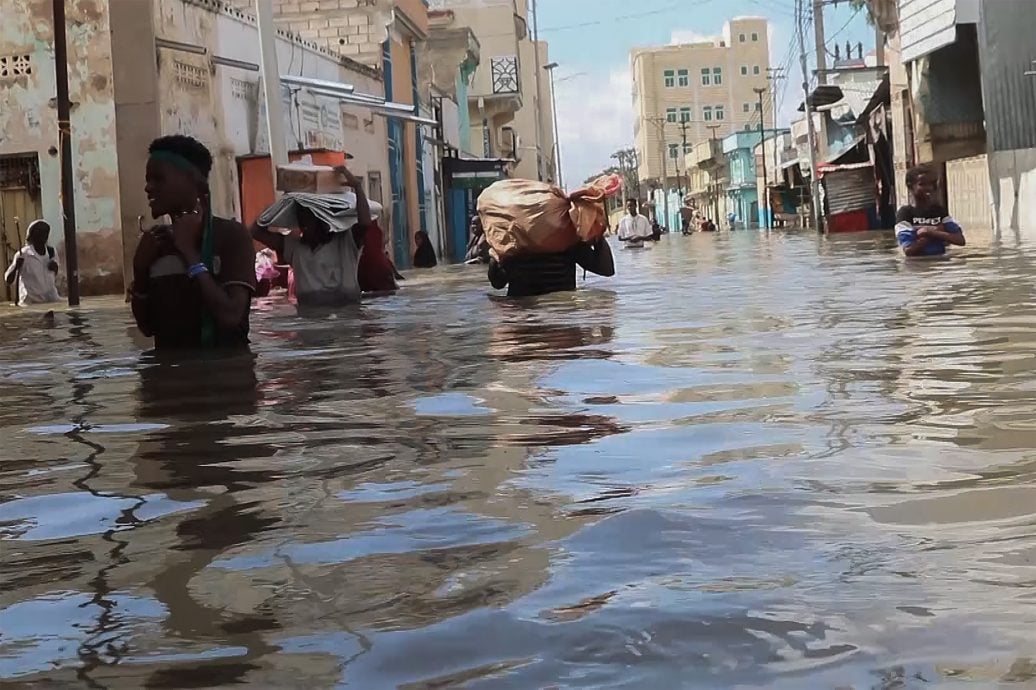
[632,17,772,186]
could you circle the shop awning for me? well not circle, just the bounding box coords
[855,73,891,124]
[818,160,873,174]
[823,136,868,166]
[797,85,843,112]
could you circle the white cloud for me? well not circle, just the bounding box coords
[553,67,633,187]
[669,29,718,45]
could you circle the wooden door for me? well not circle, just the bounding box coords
[0,187,43,302]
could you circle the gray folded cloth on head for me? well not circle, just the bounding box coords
[256,192,383,234]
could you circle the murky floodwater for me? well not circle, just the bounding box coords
[4,230,1036,688]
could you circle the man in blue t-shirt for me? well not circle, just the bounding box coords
[895,165,965,257]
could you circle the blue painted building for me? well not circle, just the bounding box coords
[648,187,684,231]
[723,131,761,229]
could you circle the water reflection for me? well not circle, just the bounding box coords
[4,233,1036,686]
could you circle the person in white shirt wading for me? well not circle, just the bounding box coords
[5,220,61,305]
[617,199,653,248]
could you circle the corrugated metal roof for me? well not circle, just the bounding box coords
[978,0,1036,151]
[899,0,958,63]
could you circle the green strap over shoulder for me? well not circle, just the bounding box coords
[199,206,216,348]
[149,150,217,348]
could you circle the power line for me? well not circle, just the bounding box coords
[471,2,699,41]
[746,0,798,17]
[536,0,719,36]
[825,5,863,48]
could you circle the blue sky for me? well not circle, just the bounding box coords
[534,0,874,186]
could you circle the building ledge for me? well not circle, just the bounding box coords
[427,27,481,68]
[470,92,522,115]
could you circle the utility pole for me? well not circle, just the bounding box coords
[813,0,827,86]
[874,23,885,66]
[811,0,829,165]
[52,0,79,306]
[797,0,822,231]
[256,0,289,189]
[767,66,786,222]
[706,123,722,223]
[530,0,545,180]
[679,120,691,198]
[754,87,770,230]
[647,117,670,230]
[658,118,670,231]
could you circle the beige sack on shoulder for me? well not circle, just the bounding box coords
[477,180,578,261]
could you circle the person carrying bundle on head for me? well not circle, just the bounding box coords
[252,165,396,306]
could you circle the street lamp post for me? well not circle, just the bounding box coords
[530,0,545,180]
[544,62,563,189]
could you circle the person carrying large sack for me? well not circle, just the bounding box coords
[480,176,617,298]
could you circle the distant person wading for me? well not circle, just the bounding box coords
[413,230,438,268]
[5,220,61,306]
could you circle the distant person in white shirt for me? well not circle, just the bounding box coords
[5,220,60,305]
[617,199,653,247]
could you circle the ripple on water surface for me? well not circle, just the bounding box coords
[3,232,1036,687]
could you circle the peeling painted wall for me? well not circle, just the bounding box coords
[0,0,124,295]
[2,0,392,296]
[149,0,390,221]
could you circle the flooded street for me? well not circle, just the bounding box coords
[5,230,1036,688]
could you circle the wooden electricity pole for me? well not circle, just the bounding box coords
[679,120,691,198]
[53,0,80,305]
[755,87,770,230]
[797,0,823,231]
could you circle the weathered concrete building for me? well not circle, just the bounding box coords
[227,0,431,266]
[686,138,730,226]
[510,36,555,182]
[425,16,480,158]
[424,14,483,260]
[867,0,1036,238]
[0,0,393,297]
[428,0,554,183]
[1,0,123,296]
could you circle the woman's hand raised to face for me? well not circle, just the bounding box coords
[170,201,204,264]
